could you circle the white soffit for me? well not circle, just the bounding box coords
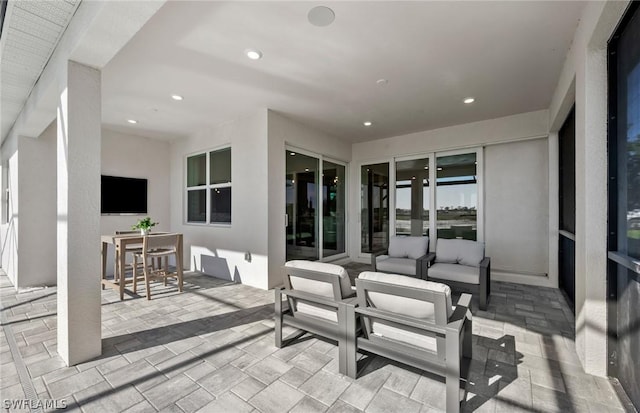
[0,0,81,141]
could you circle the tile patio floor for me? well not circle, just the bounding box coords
[0,264,634,413]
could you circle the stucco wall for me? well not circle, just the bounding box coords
[18,123,57,287]
[170,110,270,289]
[100,128,171,276]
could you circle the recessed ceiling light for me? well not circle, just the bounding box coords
[463,97,475,104]
[363,121,373,127]
[424,166,428,170]
[437,167,443,171]
[308,6,335,27]
[171,94,183,101]
[305,168,310,172]
[127,119,138,124]
[290,152,296,156]
[376,79,388,86]
[245,49,263,60]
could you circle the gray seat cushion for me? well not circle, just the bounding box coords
[429,262,479,284]
[358,272,453,351]
[375,256,417,276]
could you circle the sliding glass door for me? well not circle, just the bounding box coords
[323,160,346,258]
[286,151,319,261]
[359,149,481,257]
[286,149,347,261]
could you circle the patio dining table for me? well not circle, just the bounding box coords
[101,232,183,300]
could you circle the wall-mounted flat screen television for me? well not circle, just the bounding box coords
[101,175,148,214]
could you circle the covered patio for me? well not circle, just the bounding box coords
[0,265,630,412]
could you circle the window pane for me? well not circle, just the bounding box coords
[187,154,206,187]
[361,163,389,253]
[187,190,206,222]
[210,148,231,185]
[210,187,231,223]
[395,158,430,236]
[617,15,640,260]
[436,153,477,240]
[323,161,346,257]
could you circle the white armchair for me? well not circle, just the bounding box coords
[426,238,491,310]
[371,236,430,279]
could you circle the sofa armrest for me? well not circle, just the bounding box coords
[415,253,431,280]
[423,252,436,279]
[371,249,388,271]
[425,252,436,266]
[479,257,491,311]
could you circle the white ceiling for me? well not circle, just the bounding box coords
[6,1,587,144]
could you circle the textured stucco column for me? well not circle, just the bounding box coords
[57,60,102,366]
[574,35,609,378]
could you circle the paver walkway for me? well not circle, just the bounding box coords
[0,266,633,412]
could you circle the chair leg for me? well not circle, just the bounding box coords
[446,328,462,413]
[144,258,152,300]
[463,317,472,359]
[163,257,168,286]
[343,303,357,379]
[177,256,183,292]
[132,254,138,294]
[274,289,284,348]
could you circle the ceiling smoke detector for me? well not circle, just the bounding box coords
[308,6,335,27]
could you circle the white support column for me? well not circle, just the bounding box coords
[57,60,101,366]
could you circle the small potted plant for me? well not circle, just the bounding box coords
[132,217,158,236]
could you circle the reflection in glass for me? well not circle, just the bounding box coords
[210,187,231,223]
[210,148,231,184]
[187,154,206,187]
[286,151,319,261]
[323,161,346,258]
[187,190,206,222]
[395,158,429,236]
[621,59,640,259]
[436,153,477,240]
[361,163,389,253]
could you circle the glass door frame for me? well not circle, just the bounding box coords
[358,147,484,259]
[286,145,349,262]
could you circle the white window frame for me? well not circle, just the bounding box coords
[184,145,232,226]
